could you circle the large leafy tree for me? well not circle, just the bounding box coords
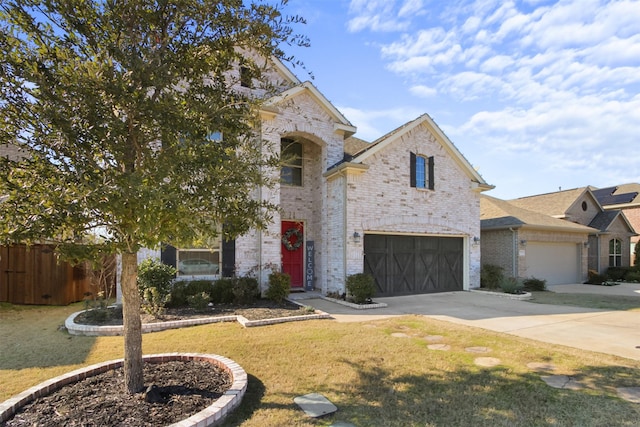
[0,0,305,393]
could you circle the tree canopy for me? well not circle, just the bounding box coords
[0,0,306,393]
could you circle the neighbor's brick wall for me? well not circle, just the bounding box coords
[481,229,517,277]
[345,122,483,289]
[565,195,601,225]
[622,206,640,265]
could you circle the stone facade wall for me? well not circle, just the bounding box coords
[566,194,601,225]
[344,123,482,289]
[621,206,640,265]
[480,229,517,277]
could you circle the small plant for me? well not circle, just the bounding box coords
[187,292,211,312]
[210,279,234,303]
[481,264,504,289]
[523,277,547,292]
[346,273,376,304]
[233,277,260,305]
[499,276,524,294]
[266,272,290,304]
[137,258,176,318]
[586,269,606,285]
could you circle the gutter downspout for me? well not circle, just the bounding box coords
[342,170,348,292]
[509,227,517,277]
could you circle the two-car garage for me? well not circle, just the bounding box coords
[363,234,464,297]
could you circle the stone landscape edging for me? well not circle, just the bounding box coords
[65,299,332,336]
[0,353,247,427]
[470,289,532,300]
[320,296,388,310]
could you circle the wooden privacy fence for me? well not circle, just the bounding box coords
[0,245,115,305]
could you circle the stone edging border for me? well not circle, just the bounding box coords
[0,353,247,427]
[320,296,388,310]
[65,299,332,336]
[470,289,532,300]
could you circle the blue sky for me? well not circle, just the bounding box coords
[282,0,640,200]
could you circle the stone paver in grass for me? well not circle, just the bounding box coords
[541,375,584,390]
[474,357,501,367]
[465,346,492,354]
[616,387,640,404]
[427,343,451,351]
[294,393,338,418]
[391,332,411,338]
[527,362,556,372]
[424,335,444,342]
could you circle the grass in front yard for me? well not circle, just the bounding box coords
[2,305,640,426]
[528,292,640,311]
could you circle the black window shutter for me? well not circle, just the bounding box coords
[410,152,416,188]
[160,244,177,277]
[221,238,236,277]
[428,156,435,190]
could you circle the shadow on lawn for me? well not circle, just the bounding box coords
[0,306,96,369]
[304,359,640,427]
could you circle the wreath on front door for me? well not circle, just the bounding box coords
[282,227,303,251]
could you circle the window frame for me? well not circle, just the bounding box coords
[609,238,622,267]
[410,152,434,190]
[280,138,303,187]
[176,248,221,277]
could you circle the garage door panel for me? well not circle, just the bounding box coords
[526,243,578,285]
[364,235,463,297]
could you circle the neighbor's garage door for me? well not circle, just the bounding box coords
[364,234,463,297]
[525,242,579,285]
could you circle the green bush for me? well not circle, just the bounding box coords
[481,264,504,289]
[233,277,260,305]
[606,267,628,282]
[586,269,606,285]
[625,271,640,283]
[635,243,640,267]
[167,281,188,308]
[137,258,176,317]
[266,272,290,304]
[187,292,211,312]
[523,277,547,291]
[499,276,524,294]
[346,273,376,304]
[210,279,234,303]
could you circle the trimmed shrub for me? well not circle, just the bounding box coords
[635,243,640,267]
[523,277,547,292]
[210,278,234,304]
[187,292,211,312]
[266,272,290,304]
[586,269,606,285]
[233,277,260,305]
[346,273,376,304]
[625,271,640,283]
[606,267,628,282]
[137,258,176,317]
[499,276,524,294]
[481,264,504,289]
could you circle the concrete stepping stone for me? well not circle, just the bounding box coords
[474,357,501,367]
[427,343,451,351]
[616,387,640,403]
[527,362,556,372]
[465,346,491,354]
[541,375,583,390]
[294,393,338,418]
[424,335,444,342]
[391,332,411,338]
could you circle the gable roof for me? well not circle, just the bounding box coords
[592,183,640,209]
[508,187,600,218]
[263,81,356,137]
[588,210,637,235]
[350,114,492,191]
[481,195,596,233]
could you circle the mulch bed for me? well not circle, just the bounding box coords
[2,360,231,427]
[74,299,311,325]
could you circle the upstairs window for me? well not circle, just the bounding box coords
[609,238,622,267]
[281,138,303,186]
[410,152,434,190]
[240,65,252,88]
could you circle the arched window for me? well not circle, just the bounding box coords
[281,138,303,186]
[609,238,622,267]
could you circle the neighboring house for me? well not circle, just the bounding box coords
[591,184,640,266]
[481,195,597,285]
[486,187,636,284]
[144,57,493,297]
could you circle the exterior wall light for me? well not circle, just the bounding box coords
[353,231,361,243]
[520,239,527,246]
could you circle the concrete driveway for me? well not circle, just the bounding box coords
[302,283,640,361]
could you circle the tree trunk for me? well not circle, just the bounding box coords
[121,252,144,393]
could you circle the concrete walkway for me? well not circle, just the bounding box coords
[297,283,640,362]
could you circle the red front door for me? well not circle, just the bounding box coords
[281,221,304,288]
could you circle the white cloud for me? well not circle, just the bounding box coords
[347,0,426,32]
[410,85,437,98]
[337,105,424,141]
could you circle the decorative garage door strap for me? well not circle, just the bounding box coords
[282,228,303,251]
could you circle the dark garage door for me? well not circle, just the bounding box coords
[364,234,463,297]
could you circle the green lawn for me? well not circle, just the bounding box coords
[528,291,640,311]
[1,303,640,426]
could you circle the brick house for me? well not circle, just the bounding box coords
[145,57,493,297]
[592,184,640,266]
[481,187,636,285]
